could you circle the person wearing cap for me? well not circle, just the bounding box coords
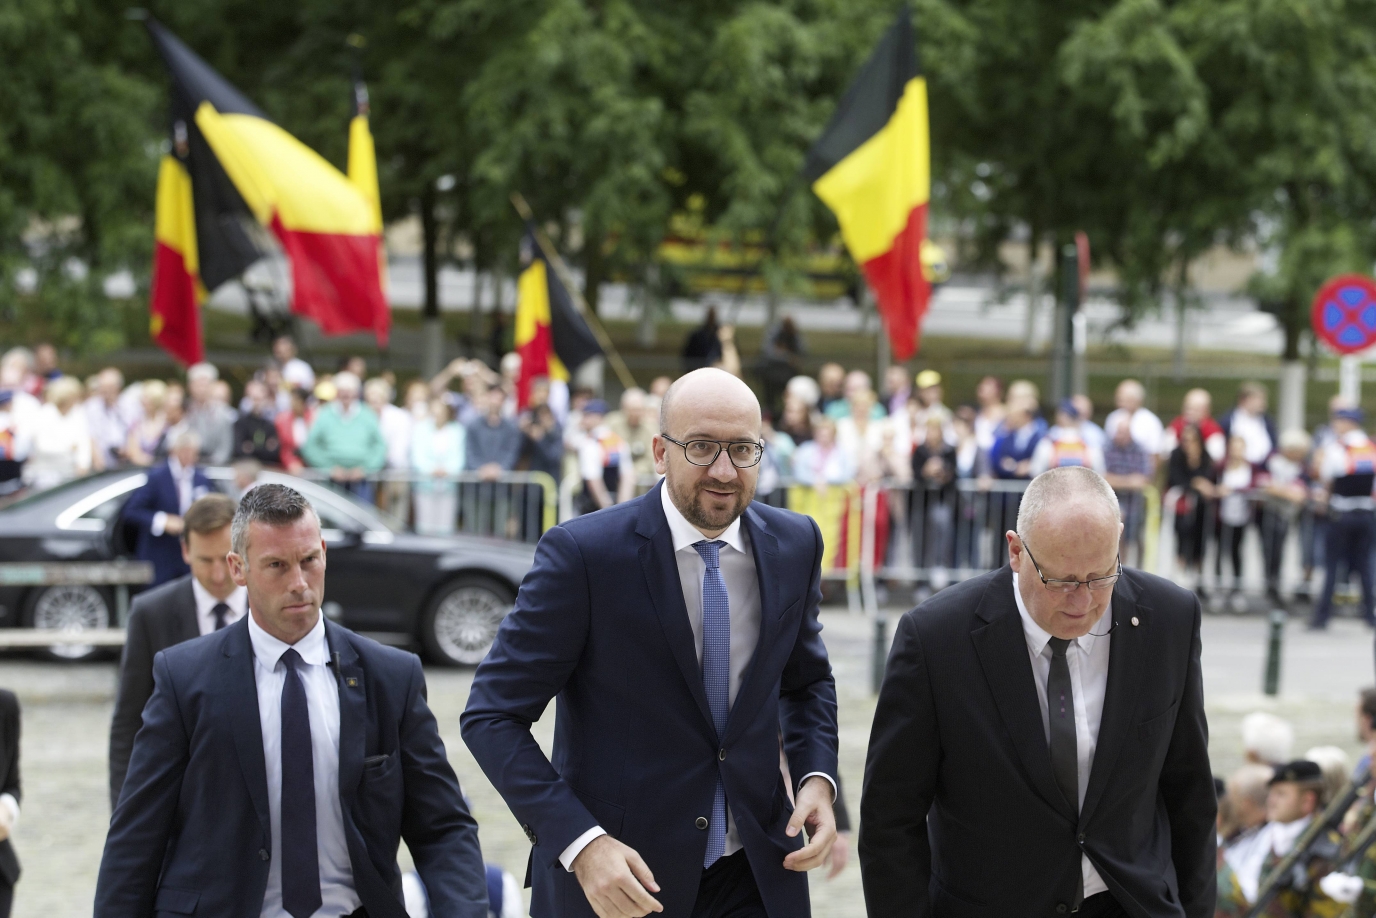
[575,398,635,515]
[1214,760,1344,918]
[1030,400,1107,477]
[1309,407,1376,630]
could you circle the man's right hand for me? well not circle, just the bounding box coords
[572,835,663,918]
[163,515,184,536]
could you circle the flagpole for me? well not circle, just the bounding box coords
[510,192,637,390]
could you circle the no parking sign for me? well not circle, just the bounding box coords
[1312,274,1376,355]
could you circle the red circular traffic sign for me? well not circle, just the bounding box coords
[1313,274,1376,355]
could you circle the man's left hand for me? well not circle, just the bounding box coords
[782,776,836,872]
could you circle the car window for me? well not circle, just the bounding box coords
[79,493,130,525]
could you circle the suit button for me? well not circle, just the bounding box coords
[259,848,269,861]
[522,824,538,845]
[719,748,727,761]
[1056,905,1068,914]
[1077,833,1085,844]
[696,817,709,830]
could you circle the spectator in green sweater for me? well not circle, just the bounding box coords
[299,372,386,501]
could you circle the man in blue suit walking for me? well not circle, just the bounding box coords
[95,483,488,918]
[462,368,839,918]
[120,429,212,585]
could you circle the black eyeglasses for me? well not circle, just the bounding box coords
[661,434,765,469]
[1019,538,1121,593]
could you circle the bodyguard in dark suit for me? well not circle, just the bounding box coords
[0,690,22,918]
[861,467,1216,918]
[96,484,487,918]
[462,368,839,918]
[108,493,242,808]
[120,429,213,586]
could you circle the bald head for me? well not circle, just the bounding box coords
[659,369,761,438]
[1009,467,1123,639]
[655,369,763,537]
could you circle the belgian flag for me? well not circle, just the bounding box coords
[513,231,602,409]
[346,68,388,305]
[145,18,389,362]
[803,7,930,360]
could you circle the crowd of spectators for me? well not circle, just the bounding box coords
[0,328,1367,611]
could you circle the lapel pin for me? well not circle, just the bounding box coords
[346,677,359,687]
[1130,616,1140,627]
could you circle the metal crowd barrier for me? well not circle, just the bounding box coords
[1154,485,1318,597]
[288,468,558,544]
[859,479,1165,616]
[0,560,152,648]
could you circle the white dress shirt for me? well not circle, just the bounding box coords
[1013,574,1111,899]
[190,578,247,637]
[150,455,200,537]
[248,614,361,918]
[559,486,834,871]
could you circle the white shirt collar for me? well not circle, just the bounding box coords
[167,455,190,478]
[191,577,247,621]
[659,481,746,556]
[247,609,330,670]
[1013,572,1104,658]
[1266,814,1312,856]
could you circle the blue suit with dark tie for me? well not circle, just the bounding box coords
[94,617,488,918]
[119,459,212,586]
[461,480,839,918]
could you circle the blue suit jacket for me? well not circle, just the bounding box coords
[461,481,839,918]
[119,461,212,586]
[94,618,488,918]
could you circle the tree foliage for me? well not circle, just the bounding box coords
[3,0,1376,359]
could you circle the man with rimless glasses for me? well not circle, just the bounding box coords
[463,367,838,918]
[862,466,1216,918]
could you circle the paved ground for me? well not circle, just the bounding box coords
[5,608,1373,918]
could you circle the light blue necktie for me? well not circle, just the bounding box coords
[694,539,730,868]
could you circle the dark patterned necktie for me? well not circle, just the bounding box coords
[1047,637,1083,907]
[212,603,230,631]
[279,649,321,918]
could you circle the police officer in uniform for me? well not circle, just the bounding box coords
[1310,408,1376,632]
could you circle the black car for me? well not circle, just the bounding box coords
[0,470,534,665]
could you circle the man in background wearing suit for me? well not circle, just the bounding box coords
[463,368,839,918]
[0,689,21,918]
[120,428,213,586]
[861,466,1216,918]
[95,483,488,918]
[108,493,241,808]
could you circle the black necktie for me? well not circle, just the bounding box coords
[211,603,230,631]
[1047,637,1083,906]
[279,649,321,918]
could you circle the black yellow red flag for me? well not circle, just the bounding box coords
[514,231,602,408]
[803,6,931,360]
[145,18,389,361]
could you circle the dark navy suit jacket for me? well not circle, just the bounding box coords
[461,481,839,918]
[119,461,212,586]
[94,618,488,918]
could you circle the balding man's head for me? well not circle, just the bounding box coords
[1007,467,1123,639]
[654,369,763,536]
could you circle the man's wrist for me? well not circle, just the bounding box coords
[560,826,607,872]
[798,772,838,802]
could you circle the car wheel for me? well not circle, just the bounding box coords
[26,585,111,662]
[421,575,514,666]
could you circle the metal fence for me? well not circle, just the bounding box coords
[287,468,558,544]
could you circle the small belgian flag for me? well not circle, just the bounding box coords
[513,230,602,409]
[803,6,931,361]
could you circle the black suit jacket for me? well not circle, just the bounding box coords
[108,575,199,809]
[859,566,1216,918]
[95,618,487,918]
[0,690,20,888]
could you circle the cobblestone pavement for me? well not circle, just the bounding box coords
[4,609,1372,918]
